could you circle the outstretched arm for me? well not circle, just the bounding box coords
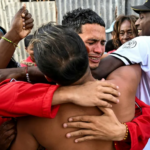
[0,4,34,69]
[0,67,47,83]
[91,55,125,79]
[0,78,120,118]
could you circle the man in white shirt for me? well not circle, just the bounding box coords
[108,3,150,149]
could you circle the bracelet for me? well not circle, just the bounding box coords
[25,66,31,83]
[122,123,129,141]
[1,36,18,48]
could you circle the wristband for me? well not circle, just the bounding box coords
[122,123,129,141]
[25,66,31,83]
[1,36,19,48]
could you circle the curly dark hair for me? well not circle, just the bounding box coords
[112,15,138,49]
[62,8,105,33]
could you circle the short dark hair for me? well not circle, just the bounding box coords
[24,35,33,47]
[62,8,105,33]
[32,23,89,85]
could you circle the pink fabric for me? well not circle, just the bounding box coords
[108,50,116,54]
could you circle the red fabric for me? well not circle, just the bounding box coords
[0,79,150,150]
[0,79,60,120]
[20,56,37,67]
[115,97,150,150]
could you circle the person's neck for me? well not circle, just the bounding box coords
[85,72,95,82]
[74,67,96,85]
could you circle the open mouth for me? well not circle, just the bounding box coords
[89,56,100,63]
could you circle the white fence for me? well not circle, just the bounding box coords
[0,1,56,62]
[0,0,146,62]
[55,0,146,40]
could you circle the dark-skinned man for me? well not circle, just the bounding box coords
[0,4,34,150]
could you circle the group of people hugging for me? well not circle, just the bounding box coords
[0,1,150,150]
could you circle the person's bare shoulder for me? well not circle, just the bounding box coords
[106,64,141,122]
[107,64,141,84]
[11,116,39,150]
[13,104,114,150]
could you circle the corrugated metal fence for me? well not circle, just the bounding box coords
[56,0,146,26]
[56,0,146,39]
[0,0,146,62]
[0,1,56,62]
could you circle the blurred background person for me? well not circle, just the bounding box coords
[109,15,138,53]
[20,35,36,67]
[105,21,116,53]
[106,21,116,38]
[0,4,34,150]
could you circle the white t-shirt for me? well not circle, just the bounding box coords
[110,36,150,105]
[110,36,150,150]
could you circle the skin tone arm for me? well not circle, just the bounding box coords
[0,120,16,150]
[0,4,34,69]
[0,66,120,107]
[0,67,48,83]
[63,65,141,142]
[52,80,120,107]
[92,55,125,79]
[0,4,33,150]
[100,53,109,59]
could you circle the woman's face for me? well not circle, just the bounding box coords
[26,44,35,62]
[119,20,136,45]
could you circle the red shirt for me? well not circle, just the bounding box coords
[0,79,59,121]
[0,80,150,150]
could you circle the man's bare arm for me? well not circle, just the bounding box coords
[92,55,125,79]
[0,4,34,69]
[0,66,120,108]
[0,55,124,84]
[0,67,47,83]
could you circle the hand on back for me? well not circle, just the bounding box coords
[0,120,16,150]
[71,79,120,107]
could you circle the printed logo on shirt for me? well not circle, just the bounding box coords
[122,40,137,49]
